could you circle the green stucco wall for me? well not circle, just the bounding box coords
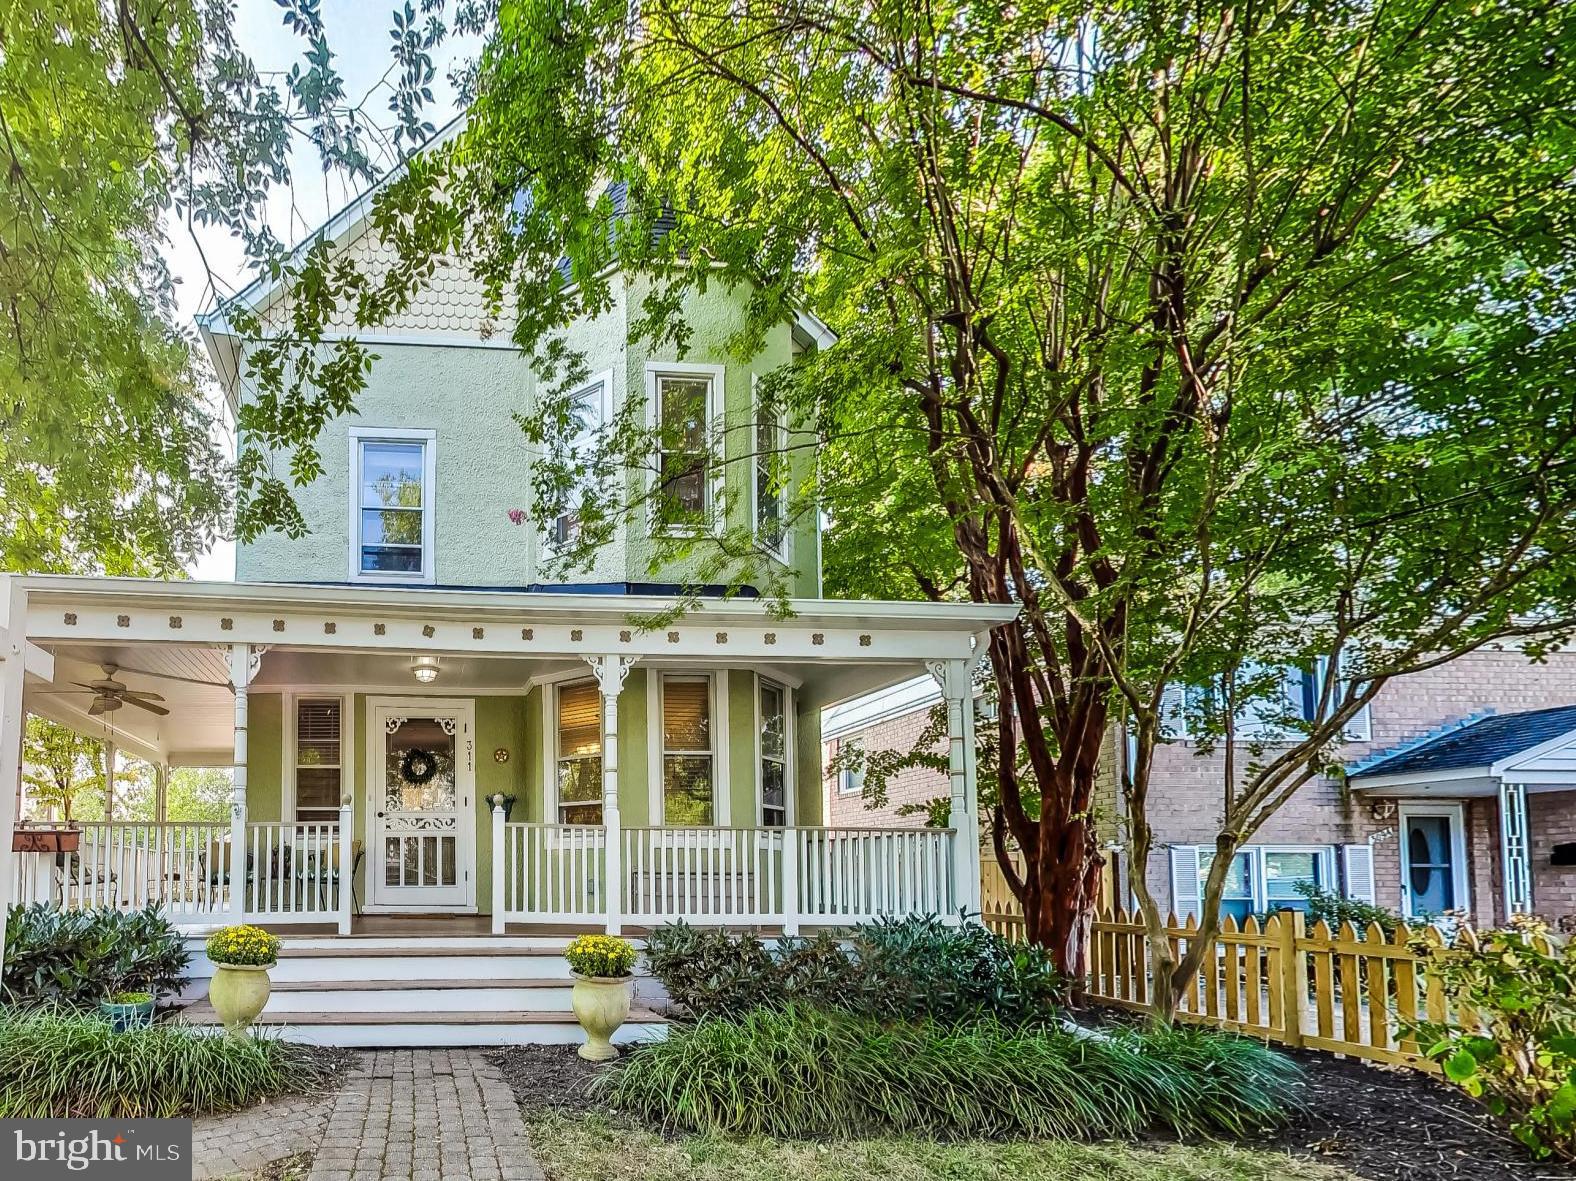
[247,694,284,823]
[235,275,821,594]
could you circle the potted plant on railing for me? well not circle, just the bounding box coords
[565,933,637,1061]
[205,924,281,1034]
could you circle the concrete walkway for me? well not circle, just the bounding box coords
[193,1050,545,1181]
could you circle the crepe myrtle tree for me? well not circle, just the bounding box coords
[229,0,1576,985]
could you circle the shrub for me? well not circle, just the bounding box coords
[0,1008,330,1118]
[566,934,637,978]
[600,1005,1301,1139]
[206,924,281,967]
[1412,916,1576,1160]
[642,916,1061,1025]
[3,904,189,1008]
[1291,881,1408,936]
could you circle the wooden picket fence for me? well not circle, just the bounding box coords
[977,861,1482,1073]
[1086,909,1473,1070]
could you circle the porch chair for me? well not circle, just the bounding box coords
[295,837,364,915]
[198,839,253,909]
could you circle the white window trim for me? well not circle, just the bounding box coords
[348,426,437,584]
[755,673,795,826]
[1197,843,1338,912]
[547,677,603,824]
[281,691,350,824]
[651,670,726,825]
[645,361,725,538]
[749,372,792,565]
[543,370,615,556]
[1165,663,1371,744]
[1397,801,1472,918]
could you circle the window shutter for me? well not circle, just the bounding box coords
[1341,843,1376,904]
[1170,845,1202,920]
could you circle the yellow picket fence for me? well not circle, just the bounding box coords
[977,860,1480,1073]
[1085,909,1474,1070]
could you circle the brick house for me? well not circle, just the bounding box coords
[823,648,1576,925]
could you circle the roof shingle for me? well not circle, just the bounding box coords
[1349,704,1576,780]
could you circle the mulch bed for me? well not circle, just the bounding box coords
[491,1045,610,1119]
[490,1043,1569,1180]
[1274,1049,1569,1181]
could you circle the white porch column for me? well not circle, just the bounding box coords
[587,655,637,935]
[228,644,258,923]
[1499,780,1533,920]
[154,763,169,825]
[930,657,979,920]
[103,739,117,820]
[0,578,28,978]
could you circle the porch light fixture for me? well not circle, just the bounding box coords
[412,655,440,684]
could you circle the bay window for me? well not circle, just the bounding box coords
[556,681,602,824]
[661,674,714,823]
[760,680,788,826]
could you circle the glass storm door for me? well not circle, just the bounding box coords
[371,703,474,909]
[1402,811,1458,916]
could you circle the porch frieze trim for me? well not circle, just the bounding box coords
[29,604,979,661]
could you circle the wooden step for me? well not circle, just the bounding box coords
[275,944,576,959]
[177,1001,667,1026]
[267,977,570,992]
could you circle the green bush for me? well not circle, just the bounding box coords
[601,1005,1301,1139]
[1290,881,1408,936]
[642,916,1062,1025]
[1412,916,1576,1160]
[3,904,189,1008]
[0,1008,328,1118]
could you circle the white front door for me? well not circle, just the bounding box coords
[369,699,475,910]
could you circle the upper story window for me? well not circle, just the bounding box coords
[294,697,343,824]
[1165,659,1371,743]
[661,674,714,824]
[350,428,436,583]
[647,363,722,534]
[551,373,612,549]
[556,680,602,824]
[754,378,788,558]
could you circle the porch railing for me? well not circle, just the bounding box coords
[494,818,956,932]
[10,806,356,932]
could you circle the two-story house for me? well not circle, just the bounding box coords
[0,159,1012,1044]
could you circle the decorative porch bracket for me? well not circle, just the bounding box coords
[1499,780,1533,919]
[586,655,638,935]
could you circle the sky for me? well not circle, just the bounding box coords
[181,1,478,580]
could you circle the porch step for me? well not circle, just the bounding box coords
[263,978,582,1013]
[175,1000,669,1048]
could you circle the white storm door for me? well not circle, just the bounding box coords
[370,701,475,909]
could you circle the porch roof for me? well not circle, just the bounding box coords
[1347,704,1576,796]
[10,575,1017,766]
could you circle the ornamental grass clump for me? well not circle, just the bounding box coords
[0,1008,328,1118]
[599,1005,1301,1139]
[205,924,281,967]
[565,934,637,979]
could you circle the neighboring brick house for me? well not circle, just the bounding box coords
[822,677,948,827]
[824,649,1576,925]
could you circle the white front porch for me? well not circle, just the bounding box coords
[2,575,1012,940]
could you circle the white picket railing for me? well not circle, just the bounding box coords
[797,827,956,923]
[623,826,788,925]
[497,823,607,923]
[10,807,355,931]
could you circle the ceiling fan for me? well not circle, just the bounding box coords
[53,662,226,718]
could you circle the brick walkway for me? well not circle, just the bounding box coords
[307,1050,544,1181]
[191,1050,545,1181]
[193,1090,336,1180]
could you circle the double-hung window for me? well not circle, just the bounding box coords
[661,675,714,823]
[649,365,721,533]
[1192,845,1335,920]
[293,698,343,824]
[555,681,602,824]
[760,680,788,826]
[754,378,788,556]
[551,374,611,548]
[351,429,435,582]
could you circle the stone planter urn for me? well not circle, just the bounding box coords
[209,963,273,1032]
[570,974,634,1061]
